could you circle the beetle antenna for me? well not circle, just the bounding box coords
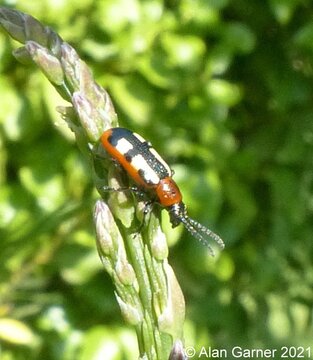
[180,216,224,256]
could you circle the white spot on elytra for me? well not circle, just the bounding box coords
[131,154,160,184]
[115,138,133,154]
[133,132,146,143]
[134,132,172,176]
[149,147,172,175]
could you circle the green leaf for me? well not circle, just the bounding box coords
[0,318,38,346]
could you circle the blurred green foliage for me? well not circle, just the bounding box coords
[1,0,313,359]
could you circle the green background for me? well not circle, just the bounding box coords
[1,0,313,359]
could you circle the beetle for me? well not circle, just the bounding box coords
[100,127,224,255]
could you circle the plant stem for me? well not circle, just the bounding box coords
[0,7,186,360]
